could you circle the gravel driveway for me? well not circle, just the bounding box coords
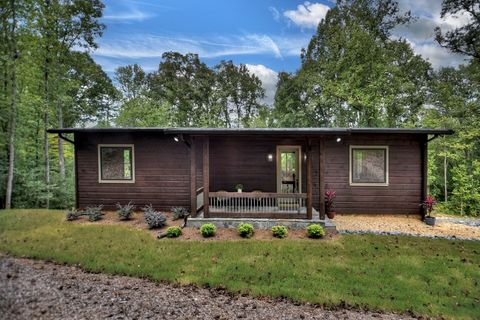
[0,256,416,320]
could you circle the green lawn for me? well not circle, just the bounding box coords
[1,210,479,319]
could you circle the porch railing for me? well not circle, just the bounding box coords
[208,192,307,214]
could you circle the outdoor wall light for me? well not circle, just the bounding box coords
[173,135,180,142]
[267,154,274,162]
[336,137,342,143]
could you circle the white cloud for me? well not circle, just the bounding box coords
[392,0,473,68]
[93,33,288,61]
[284,2,330,29]
[245,64,278,106]
[409,41,467,69]
[103,8,154,22]
[269,6,280,22]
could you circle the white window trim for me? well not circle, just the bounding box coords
[349,145,389,187]
[98,144,135,183]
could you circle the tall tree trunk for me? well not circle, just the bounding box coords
[444,154,448,203]
[56,58,65,180]
[44,0,51,209]
[5,0,17,209]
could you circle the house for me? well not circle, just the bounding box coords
[48,127,453,228]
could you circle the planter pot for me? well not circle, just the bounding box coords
[327,211,336,219]
[425,216,436,226]
[237,189,242,193]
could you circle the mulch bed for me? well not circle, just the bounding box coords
[74,211,338,241]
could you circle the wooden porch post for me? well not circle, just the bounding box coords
[319,138,326,220]
[190,136,196,216]
[306,139,313,219]
[421,138,428,219]
[203,136,210,217]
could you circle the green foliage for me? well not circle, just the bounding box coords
[85,205,103,222]
[0,0,116,210]
[200,223,217,237]
[171,207,189,221]
[116,54,265,129]
[238,223,254,238]
[166,226,182,238]
[116,201,136,221]
[274,0,427,128]
[235,184,244,190]
[142,204,166,229]
[449,160,480,216]
[272,225,288,238]
[65,208,81,221]
[306,224,326,239]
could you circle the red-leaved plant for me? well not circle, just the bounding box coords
[421,195,436,217]
[325,190,336,213]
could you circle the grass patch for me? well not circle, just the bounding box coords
[1,209,479,319]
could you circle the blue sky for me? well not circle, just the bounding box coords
[92,0,470,104]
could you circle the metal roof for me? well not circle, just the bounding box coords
[48,127,454,136]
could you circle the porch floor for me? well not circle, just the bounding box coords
[188,208,336,231]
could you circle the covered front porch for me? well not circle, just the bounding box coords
[188,134,328,224]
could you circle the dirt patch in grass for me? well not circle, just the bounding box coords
[335,214,480,240]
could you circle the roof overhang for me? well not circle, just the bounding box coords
[47,127,455,136]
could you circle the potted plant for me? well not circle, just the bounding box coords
[325,190,336,219]
[235,183,244,193]
[421,195,437,226]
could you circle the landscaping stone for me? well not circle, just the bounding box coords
[335,214,480,241]
[0,256,416,320]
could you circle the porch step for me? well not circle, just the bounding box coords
[188,211,336,231]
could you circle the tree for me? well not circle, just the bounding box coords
[36,0,104,207]
[214,60,265,128]
[148,52,215,127]
[435,0,480,60]
[274,0,429,128]
[115,64,147,100]
[4,0,20,209]
[144,53,266,128]
[425,61,480,215]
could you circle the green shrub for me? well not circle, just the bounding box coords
[166,226,182,238]
[238,223,254,238]
[85,205,103,222]
[200,223,216,237]
[65,208,81,221]
[142,204,167,229]
[116,201,136,220]
[272,225,288,238]
[171,207,189,220]
[306,224,326,238]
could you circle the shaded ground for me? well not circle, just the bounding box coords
[0,256,416,320]
[335,214,480,240]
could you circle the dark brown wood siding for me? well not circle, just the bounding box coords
[324,134,423,214]
[75,132,190,210]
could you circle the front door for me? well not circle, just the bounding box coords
[277,146,301,193]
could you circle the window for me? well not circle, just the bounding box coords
[98,144,135,183]
[349,145,388,186]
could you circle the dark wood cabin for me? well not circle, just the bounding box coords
[48,128,453,220]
